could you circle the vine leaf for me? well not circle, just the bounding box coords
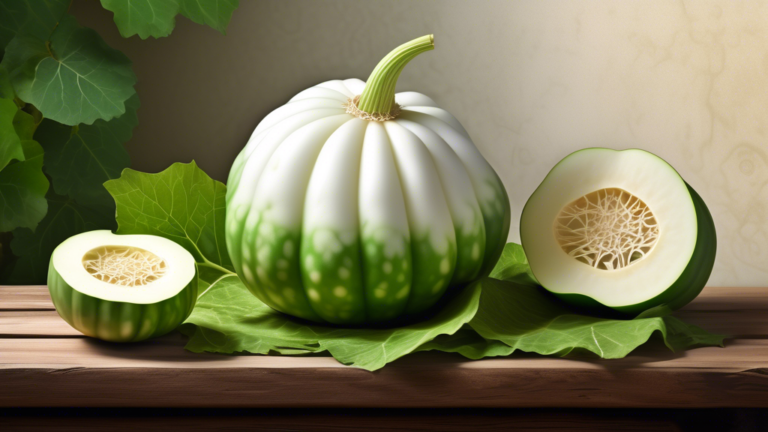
[100,0,239,39]
[1,14,137,126]
[468,278,725,358]
[0,66,16,100]
[100,0,179,39]
[6,190,115,284]
[183,275,481,371]
[38,93,138,208]
[0,139,49,232]
[0,98,25,170]
[178,0,239,34]
[0,0,69,49]
[104,161,233,271]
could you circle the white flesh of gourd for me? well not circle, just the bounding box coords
[521,149,698,307]
[52,230,196,304]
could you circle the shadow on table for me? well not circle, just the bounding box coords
[80,331,240,364]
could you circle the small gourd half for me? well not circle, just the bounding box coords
[48,230,198,342]
[226,35,511,325]
[520,148,717,315]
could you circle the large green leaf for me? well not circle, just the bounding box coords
[183,275,482,371]
[39,93,138,207]
[488,242,538,286]
[100,0,239,39]
[12,106,36,141]
[104,161,233,271]
[0,0,69,49]
[426,244,725,361]
[0,66,16,100]
[467,244,726,358]
[6,190,113,284]
[0,140,49,232]
[0,98,24,170]
[417,326,515,359]
[100,0,179,39]
[178,0,239,34]
[2,14,137,125]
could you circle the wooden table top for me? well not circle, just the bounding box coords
[1,285,767,408]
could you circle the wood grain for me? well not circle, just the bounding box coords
[4,285,765,310]
[0,286,54,310]
[2,337,768,408]
[2,308,765,339]
[1,286,767,409]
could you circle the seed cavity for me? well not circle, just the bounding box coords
[82,245,167,287]
[554,187,660,271]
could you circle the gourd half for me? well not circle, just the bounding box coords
[48,230,198,342]
[226,35,510,325]
[520,148,716,315]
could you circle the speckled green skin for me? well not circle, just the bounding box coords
[47,259,198,342]
[227,164,509,327]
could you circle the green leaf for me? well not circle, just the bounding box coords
[13,107,36,141]
[0,0,69,49]
[417,326,515,359]
[104,161,233,271]
[0,139,49,232]
[38,93,138,207]
[183,275,482,371]
[5,190,113,284]
[489,242,538,286]
[0,97,24,170]
[178,0,238,34]
[468,277,725,359]
[100,0,179,39]
[0,65,16,99]
[2,14,137,125]
[99,0,239,39]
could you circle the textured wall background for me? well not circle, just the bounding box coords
[71,0,768,286]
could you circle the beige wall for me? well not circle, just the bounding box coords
[72,0,768,286]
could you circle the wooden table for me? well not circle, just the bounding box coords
[2,285,767,430]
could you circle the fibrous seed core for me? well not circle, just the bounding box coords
[82,245,167,287]
[554,188,660,271]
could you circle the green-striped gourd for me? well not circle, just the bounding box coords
[48,230,197,342]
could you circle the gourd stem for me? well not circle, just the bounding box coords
[356,35,434,116]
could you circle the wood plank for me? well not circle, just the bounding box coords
[2,286,767,408]
[3,333,766,371]
[2,305,766,339]
[684,287,768,311]
[0,286,54,310]
[1,337,768,408]
[0,311,81,337]
[3,286,768,311]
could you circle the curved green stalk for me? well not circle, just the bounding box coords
[198,259,235,275]
[356,35,434,116]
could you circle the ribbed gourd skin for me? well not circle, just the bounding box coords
[226,79,510,326]
[47,259,198,342]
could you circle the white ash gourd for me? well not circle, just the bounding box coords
[225,35,511,325]
[521,148,717,315]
